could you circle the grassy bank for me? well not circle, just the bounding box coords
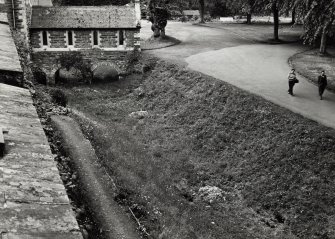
[51,58,335,239]
[290,48,335,91]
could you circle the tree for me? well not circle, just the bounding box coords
[226,0,256,24]
[147,0,170,37]
[147,0,197,37]
[199,0,205,23]
[254,0,293,41]
[296,0,335,54]
[206,0,231,18]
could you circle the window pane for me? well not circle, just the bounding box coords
[119,30,124,46]
[68,31,73,45]
[93,31,98,45]
[42,31,48,46]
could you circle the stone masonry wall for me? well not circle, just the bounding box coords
[49,30,66,48]
[31,50,130,84]
[74,30,92,48]
[5,0,30,37]
[99,30,117,48]
[30,30,40,48]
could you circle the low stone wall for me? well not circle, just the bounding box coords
[31,49,132,84]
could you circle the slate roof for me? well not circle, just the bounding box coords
[182,10,200,16]
[30,5,138,29]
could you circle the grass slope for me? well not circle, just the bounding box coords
[57,59,335,239]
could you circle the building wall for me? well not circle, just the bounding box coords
[74,30,92,48]
[99,30,117,48]
[5,0,32,39]
[30,29,140,49]
[29,25,140,85]
[30,30,40,48]
[31,50,131,84]
[49,30,66,48]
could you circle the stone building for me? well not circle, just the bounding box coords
[6,0,141,84]
[182,10,200,19]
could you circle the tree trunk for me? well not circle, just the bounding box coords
[320,27,328,54]
[291,8,296,24]
[273,6,279,41]
[247,13,252,24]
[199,0,205,23]
[160,28,166,38]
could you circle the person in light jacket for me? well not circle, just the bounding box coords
[288,68,298,96]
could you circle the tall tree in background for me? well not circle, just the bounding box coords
[254,0,292,41]
[199,0,205,23]
[148,0,170,37]
[226,0,256,24]
[296,0,335,54]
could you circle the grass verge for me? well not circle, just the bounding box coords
[42,57,335,239]
[199,22,303,43]
[290,48,335,91]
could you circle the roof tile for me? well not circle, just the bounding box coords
[31,5,138,29]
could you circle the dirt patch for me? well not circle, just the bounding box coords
[46,56,335,239]
[290,48,335,92]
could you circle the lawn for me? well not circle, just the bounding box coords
[199,22,303,43]
[290,48,335,91]
[48,57,335,239]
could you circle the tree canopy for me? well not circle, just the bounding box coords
[295,0,335,53]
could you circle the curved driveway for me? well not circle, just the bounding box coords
[143,22,335,129]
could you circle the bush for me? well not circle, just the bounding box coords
[50,89,68,107]
[192,15,199,21]
[180,15,187,22]
[126,50,141,65]
[31,65,47,85]
[58,52,92,84]
[204,15,212,22]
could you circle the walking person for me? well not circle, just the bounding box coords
[288,68,298,96]
[318,70,327,100]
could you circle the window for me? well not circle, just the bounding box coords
[67,30,73,46]
[93,30,98,46]
[118,30,124,46]
[42,30,48,46]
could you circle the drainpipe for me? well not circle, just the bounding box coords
[11,0,16,29]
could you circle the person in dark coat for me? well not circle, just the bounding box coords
[288,68,298,96]
[318,70,327,100]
